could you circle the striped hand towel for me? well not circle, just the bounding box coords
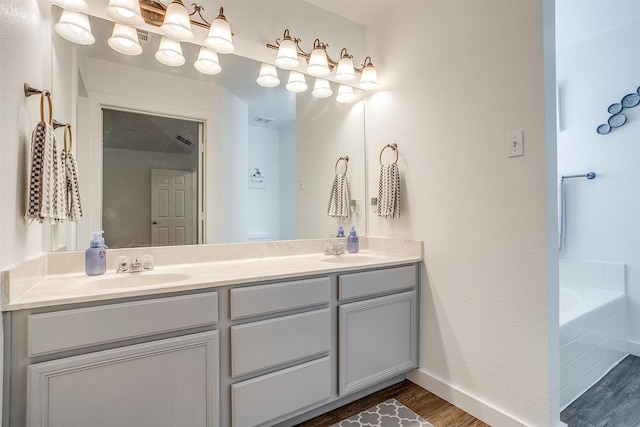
[327,173,350,219]
[377,163,400,219]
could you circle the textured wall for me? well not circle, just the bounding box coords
[365,2,550,425]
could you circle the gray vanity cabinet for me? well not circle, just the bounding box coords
[338,265,419,396]
[9,292,220,427]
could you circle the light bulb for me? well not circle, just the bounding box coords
[194,47,222,75]
[256,63,280,88]
[285,71,307,93]
[160,0,194,42]
[105,0,144,26]
[335,49,356,82]
[107,23,142,55]
[359,57,378,90]
[204,8,234,54]
[312,78,333,98]
[155,36,185,66]
[336,85,355,103]
[54,9,95,45]
[274,30,299,70]
[307,41,330,77]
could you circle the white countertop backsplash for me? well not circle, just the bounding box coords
[2,237,422,311]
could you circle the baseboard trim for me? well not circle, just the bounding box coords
[628,340,640,357]
[407,369,561,427]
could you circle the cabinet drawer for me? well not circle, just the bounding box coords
[231,356,331,427]
[231,308,330,377]
[28,292,218,357]
[230,277,330,319]
[339,265,416,300]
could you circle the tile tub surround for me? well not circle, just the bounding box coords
[559,284,628,409]
[1,237,422,310]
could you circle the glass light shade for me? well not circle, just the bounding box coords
[107,23,142,55]
[335,56,356,82]
[204,13,234,54]
[155,36,185,66]
[105,0,144,26]
[52,0,89,12]
[194,47,222,75]
[256,63,280,88]
[311,78,333,98]
[54,10,95,45]
[274,38,299,70]
[306,48,330,77]
[359,64,379,90]
[285,71,307,93]
[336,85,356,103]
[160,0,194,42]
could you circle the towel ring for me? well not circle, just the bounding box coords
[379,143,398,165]
[39,92,52,125]
[335,156,349,174]
[64,124,73,151]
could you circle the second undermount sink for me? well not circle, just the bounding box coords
[84,272,191,290]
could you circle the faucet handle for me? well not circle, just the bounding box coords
[142,254,154,270]
[117,256,130,273]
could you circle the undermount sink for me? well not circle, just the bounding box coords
[84,272,191,290]
[320,254,385,264]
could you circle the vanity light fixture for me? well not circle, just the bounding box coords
[306,40,330,77]
[54,9,95,45]
[256,63,280,88]
[336,84,355,104]
[51,0,89,12]
[311,78,333,98]
[155,36,185,66]
[359,57,379,90]
[105,0,144,26]
[274,29,300,70]
[108,23,142,55]
[160,0,194,42]
[335,48,356,83]
[204,8,235,54]
[194,47,222,75]
[286,71,308,93]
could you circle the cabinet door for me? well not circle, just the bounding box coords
[27,331,219,427]
[339,291,417,396]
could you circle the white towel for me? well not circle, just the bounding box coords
[327,173,350,219]
[26,122,67,223]
[558,176,566,253]
[377,163,400,219]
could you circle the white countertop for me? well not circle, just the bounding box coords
[2,238,422,311]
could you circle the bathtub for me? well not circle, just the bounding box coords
[559,284,627,409]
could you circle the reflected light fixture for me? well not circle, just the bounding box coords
[306,39,330,77]
[105,0,144,26]
[311,78,333,99]
[107,23,142,55]
[194,47,222,75]
[335,48,356,82]
[286,71,307,93]
[274,29,300,70]
[336,84,355,103]
[256,63,280,88]
[204,7,235,54]
[54,9,95,45]
[359,57,378,90]
[51,0,89,12]
[155,36,185,66]
[160,0,194,42]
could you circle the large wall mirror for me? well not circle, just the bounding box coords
[51,4,367,250]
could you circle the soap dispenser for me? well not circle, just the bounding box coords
[337,225,345,238]
[347,226,359,253]
[85,231,107,276]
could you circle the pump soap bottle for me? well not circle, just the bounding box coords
[347,226,359,253]
[85,231,107,276]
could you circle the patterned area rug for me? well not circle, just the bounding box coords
[331,398,435,427]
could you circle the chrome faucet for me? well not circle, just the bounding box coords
[117,255,153,273]
[130,257,142,272]
[324,242,345,255]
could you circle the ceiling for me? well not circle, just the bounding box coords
[303,1,398,26]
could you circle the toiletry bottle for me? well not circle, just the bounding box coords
[337,225,345,238]
[347,226,359,253]
[85,231,107,276]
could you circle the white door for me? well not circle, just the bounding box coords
[151,169,195,246]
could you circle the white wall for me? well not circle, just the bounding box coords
[248,126,281,240]
[280,121,297,240]
[365,2,550,426]
[556,7,640,349]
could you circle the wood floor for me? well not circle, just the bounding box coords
[561,355,640,427]
[298,380,489,427]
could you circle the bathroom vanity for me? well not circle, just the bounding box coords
[1,238,421,426]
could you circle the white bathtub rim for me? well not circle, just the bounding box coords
[559,284,625,328]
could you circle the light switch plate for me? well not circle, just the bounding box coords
[507,130,524,157]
